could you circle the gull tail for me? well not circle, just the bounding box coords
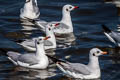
[47,55,66,63]
[7,52,21,61]
[102,25,111,33]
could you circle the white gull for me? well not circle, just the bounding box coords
[19,23,60,51]
[34,4,79,34]
[7,37,50,69]
[48,48,107,79]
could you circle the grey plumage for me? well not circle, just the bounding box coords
[7,51,21,62]
[21,39,53,48]
[18,53,39,65]
[54,23,69,29]
[102,25,120,46]
[44,40,53,46]
[59,62,90,75]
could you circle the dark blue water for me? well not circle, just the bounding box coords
[0,0,120,80]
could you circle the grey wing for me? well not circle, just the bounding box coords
[18,54,39,65]
[54,23,69,29]
[7,51,21,61]
[22,40,35,48]
[44,40,53,46]
[59,62,90,75]
[69,63,91,75]
[111,31,120,43]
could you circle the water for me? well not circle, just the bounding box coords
[0,0,120,80]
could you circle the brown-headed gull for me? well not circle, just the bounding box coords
[34,4,79,34]
[19,23,60,52]
[20,0,40,19]
[102,25,120,46]
[48,48,107,79]
[7,36,50,69]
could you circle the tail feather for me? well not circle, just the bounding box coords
[47,55,66,63]
[102,25,111,33]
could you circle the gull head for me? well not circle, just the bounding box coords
[35,36,51,45]
[90,48,107,57]
[63,4,79,12]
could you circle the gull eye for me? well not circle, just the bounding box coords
[50,24,52,27]
[39,38,42,41]
[97,51,100,54]
[69,6,72,9]
[37,42,40,44]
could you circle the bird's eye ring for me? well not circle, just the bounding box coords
[97,51,100,53]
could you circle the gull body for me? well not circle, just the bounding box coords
[34,4,78,34]
[48,48,107,79]
[7,37,50,69]
[19,23,59,52]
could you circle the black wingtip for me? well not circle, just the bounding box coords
[102,25,111,33]
[47,55,66,63]
[14,39,25,43]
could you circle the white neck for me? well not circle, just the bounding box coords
[35,43,46,57]
[46,29,56,47]
[88,54,100,75]
[60,9,73,32]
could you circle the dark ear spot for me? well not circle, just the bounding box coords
[93,53,95,56]
[66,9,69,11]
[49,28,51,31]
[37,42,40,44]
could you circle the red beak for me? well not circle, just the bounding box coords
[101,51,107,55]
[44,36,51,40]
[74,6,79,9]
[55,23,60,27]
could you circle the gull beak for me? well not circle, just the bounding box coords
[73,6,79,9]
[44,36,51,40]
[101,51,107,55]
[55,23,60,27]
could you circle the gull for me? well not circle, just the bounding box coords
[7,37,50,69]
[20,0,40,20]
[34,4,79,34]
[48,48,107,79]
[102,25,120,46]
[19,23,60,52]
